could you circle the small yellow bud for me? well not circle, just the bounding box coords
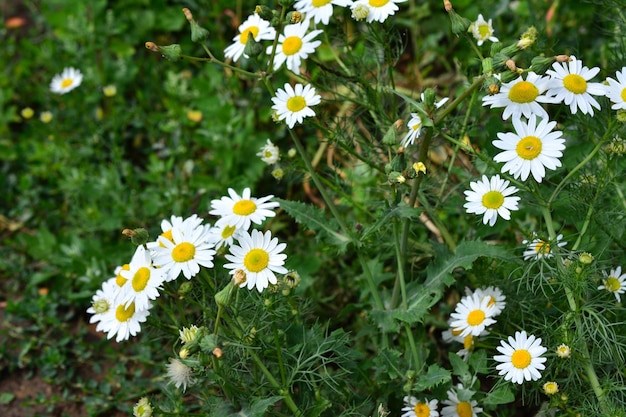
[212,347,223,358]
[351,4,369,20]
[103,85,117,97]
[578,252,594,265]
[543,381,559,395]
[40,111,53,123]
[179,348,190,359]
[21,107,34,119]
[556,344,571,358]
[413,162,426,175]
[187,110,203,123]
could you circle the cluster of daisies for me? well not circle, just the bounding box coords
[87,188,287,342]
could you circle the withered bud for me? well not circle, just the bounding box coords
[233,269,247,286]
[505,59,516,72]
[182,7,193,21]
[443,0,453,12]
[212,347,223,358]
[145,41,159,52]
[556,55,571,63]
[122,228,136,237]
[488,83,500,95]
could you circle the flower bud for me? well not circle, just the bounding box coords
[199,334,219,354]
[382,120,401,145]
[158,44,182,61]
[481,57,494,74]
[578,252,594,265]
[351,4,369,21]
[517,26,537,49]
[190,20,210,43]
[179,347,190,359]
[279,0,295,8]
[286,11,303,24]
[215,280,236,306]
[255,5,274,21]
[413,162,426,175]
[555,54,571,63]
[388,171,406,184]
[212,347,223,358]
[40,111,53,123]
[178,281,193,297]
[21,107,34,119]
[448,9,471,36]
[530,55,556,74]
[422,88,436,109]
[243,33,263,58]
[499,70,519,83]
[122,228,150,246]
[505,59,516,72]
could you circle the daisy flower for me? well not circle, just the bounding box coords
[152,221,216,280]
[463,175,520,227]
[268,20,322,74]
[166,358,194,391]
[441,387,483,417]
[482,72,556,120]
[598,266,626,302]
[96,299,151,342]
[271,83,321,128]
[449,292,497,337]
[146,214,204,250]
[494,330,547,384]
[522,233,566,260]
[543,381,559,395]
[207,222,242,249]
[118,245,167,311]
[401,113,422,147]
[224,14,276,62]
[605,66,626,110]
[133,397,153,417]
[257,139,280,165]
[210,187,280,231]
[50,67,83,94]
[556,344,571,359]
[469,14,499,46]
[295,0,354,26]
[87,277,119,327]
[492,114,566,183]
[350,0,407,23]
[546,56,606,116]
[401,396,439,417]
[474,286,506,316]
[224,229,288,292]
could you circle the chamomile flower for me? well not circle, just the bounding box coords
[257,139,280,165]
[469,14,499,46]
[401,113,423,147]
[152,222,216,280]
[350,0,407,23]
[224,14,276,62]
[133,397,153,417]
[522,233,566,260]
[556,344,571,359]
[494,330,547,384]
[271,83,321,128]
[598,266,626,302]
[401,396,439,417]
[50,67,83,94]
[97,299,151,342]
[210,187,280,231]
[463,175,520,227]
[118,246,166,311]
[268,20,322,74]
[207,222,242,249]
[482,72,555,120]
[441,387,483,417]
[492,114,566,183]
[146,214,204,250]
[546,56,606,116]
[449,292,497,337]
[295,0,353,25]
[166,358,194,391]
[474,286,506,316]
[224,229,288,292]
[605,66,626,110]
[87,277,119,327]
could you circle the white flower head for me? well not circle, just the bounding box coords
[492,114,566,183]
[146,214,204,250]
[401,113,422,147]
[133,397,153,417]
[271,83,321,128]
[179,324,200,344]
[522,233,566,260]
[401,396,439,417]
[268,20,322,74]
[295,0,354,25]
[441,386,483,417]
[96,299,151,342]
[482,72,556,120]
[152,221,216,281]
[474,286,506,316]
[224,229,288,292]
[207,222,242,249]
[463,174,520,227]
[598,266,626,302]
[605,66,626,110]
[87,277,119,326]
[50,67,83,94]
[257,139,281,165]
[210,187,280,231]
[556,344,571,359]
[494,330,547,384]
[118,245,167,311]
[449,292,497,337]
[350,0,407,23]
[469,14,499,46]
[166,358,194,391]
[546,56,606,116]
[224,14,276,62]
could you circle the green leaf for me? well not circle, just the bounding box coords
[234,396,283,417]
[376,348,404,380]
[448,352,469,378]
[276,198,351,251]
[360,204,422,242]
[413,364,451,391]
[468,349,489,374]
[391,285,440,324]
[0,392,15,405]
[483,385,515,405]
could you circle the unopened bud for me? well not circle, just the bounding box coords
[578,252,594,265]
[255,5,274,22]
[517,26,537,49]
[351,4,369,21]
[382,121,401,145]
[500,71,519,83]
[481,57,494,75]
[122,228,150,246]
[243,33,263,57]
[422,88,436,110]
[178,281,193,298]
[190,20,210,43]
[530,56,556,74]
[388,171,406,184]
[505,59,516,72]
[145,42,182,60]
[279,0,295,8]
[555,54,571,63]
[413,162,426,175]
[182,7,193,21]
[215,281,235,306]
[145,41,159,52]
[179,348,190,359]
[448,9,471,36]
[443,0,453,12]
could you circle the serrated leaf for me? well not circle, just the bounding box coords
[468,349,489,374]
[376,348,404,380]
[232,396,283,417]
[483,385,515,405]
[276,198,351,251]
[392,285,440,324]
[414,364,451,391]
[448,352,469,378]
[360,204,422,242]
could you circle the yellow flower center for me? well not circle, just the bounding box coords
[516,135,542,160]
[159,229,174,248]
[534,240,551,254]
[451,328,463,336]
[239,26,260,44]
[463,334,474,350]
[481,191,504,209]
[233,199,257,215]
[621,87,626,102]
[244,248,270,273]
[478,23,491,39]
[116,302,136,322]
[563,73,587,94]
[413,403,430,417]
[116,264,131,287]
[312,0,332,6]
[369,0,390,6]
[221,225,237,239]
[508,80,539,103]
[61,78,74,88]
[457,401,473,417]
[132,267,151,291]
[282,36,303,56]
[487,295,496,307]
[287,96,307,112]
[172,242,196,262]
[467,309,485,326]
[605,276,621,292]
[412,122,421,131]
[544,381,559,394]
[511,349,531,369]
